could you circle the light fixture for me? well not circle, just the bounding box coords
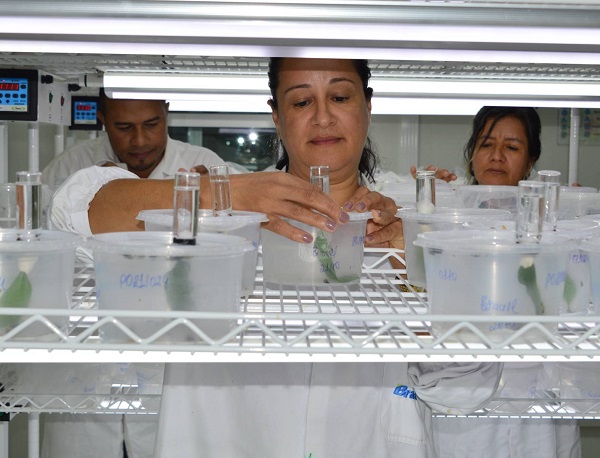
[105,73,600,115]
[5,2,600,66]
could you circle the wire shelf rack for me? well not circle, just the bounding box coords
[0,249,598,362]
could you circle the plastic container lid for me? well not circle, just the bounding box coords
[414,229,574,255]
[560,186,598,193]
[87,231,253,257]
[580,236,600,252]
[555,219,600,239]
[576,214,600,222]
[345,211,373,222]
[463,219,600,239]
[397,207,513,224]
[137,209,268,232]
[457,184,518,194]
[0,230,81,252]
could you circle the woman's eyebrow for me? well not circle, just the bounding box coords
[329,77,356,86]
[283,83,310,95]
[478,134,525,145]
[282,77,357,95]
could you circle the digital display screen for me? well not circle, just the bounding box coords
[0,77,29,113]
[73,101,98,123]
[70,96,102,130]
[0,82,20,91]
[0,70,37,121]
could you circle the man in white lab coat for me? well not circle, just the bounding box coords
[41,90,226,458]
[42,89,226,196]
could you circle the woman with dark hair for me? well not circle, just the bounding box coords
[411,106,543,187]
[413,106,581,457]
[268,57,379,184]
[265,57,404,251]
[463,106,542,186]
[154,58,502,458]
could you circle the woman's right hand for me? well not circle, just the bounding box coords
[229,172,350,244]
[410,165,457,183]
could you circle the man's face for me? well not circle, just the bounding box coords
[98,99,169,178]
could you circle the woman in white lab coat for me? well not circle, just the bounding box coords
[419,106,582,457]
[153,57,503,458]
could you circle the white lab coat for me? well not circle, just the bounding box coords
[42,134,225,195]
[432,362,582,458]
[153,362,502,458]
[432,417,580,458]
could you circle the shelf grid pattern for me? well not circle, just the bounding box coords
[0,248,598,359]
[0,248,599,416]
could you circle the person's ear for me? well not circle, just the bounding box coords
[268,99,280,133]
[97,111,105,127]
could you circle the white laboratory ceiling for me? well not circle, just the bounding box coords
[2,0,600,112]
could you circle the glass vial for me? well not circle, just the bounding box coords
[172,171,200,245]
[415,170,436,214]
[537,170,561,231]
[209,164,232,216]
[516,180,545,244]
[16,171,42,240]
[310,165,330,195]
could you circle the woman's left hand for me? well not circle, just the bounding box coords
[343,187,404,251]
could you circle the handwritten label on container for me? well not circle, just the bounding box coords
[569,253,588,264]
[438,268,457,282]
[119,273,168,289]
[480,295,520,331]
[544,270,566,289]
[480,296,518,314]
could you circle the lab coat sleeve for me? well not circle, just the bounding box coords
[48,166,138,237]
[408,362,503,415]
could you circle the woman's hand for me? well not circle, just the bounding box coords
[229,172,350,244]
[342,187,404,251]
[410,165,457,183]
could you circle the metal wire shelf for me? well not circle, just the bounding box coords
[0,249,598,362]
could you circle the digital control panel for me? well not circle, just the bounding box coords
[0,78,29,112]
[0,70,38,121]
[70,95,102,130]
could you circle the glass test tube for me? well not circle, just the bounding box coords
[172,171,200,245]
[209,164,232,216]
[16,171,42,240]
[537,170,561,230]
[415,169,436,214]
[310,165,330,195]
[516,180,545,244]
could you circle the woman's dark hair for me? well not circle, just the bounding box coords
[267,58,379,183]
[464,106,542,184]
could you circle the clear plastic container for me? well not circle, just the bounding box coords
[557,362,600,413]
[87,231,252,342]
[137,209,268,295]
[486,363,560,414]
[414,230,573,343]
[463,219,600,315]
[456,185,519,213]
[383,179,458,208]
[0,230,81,339]
[261,212,370,286]
[580,236,600,315]
[558,186,600,220]
[398,207,513,288]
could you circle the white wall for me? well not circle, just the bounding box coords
[3,109,599,189]
[3,123,92,181]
